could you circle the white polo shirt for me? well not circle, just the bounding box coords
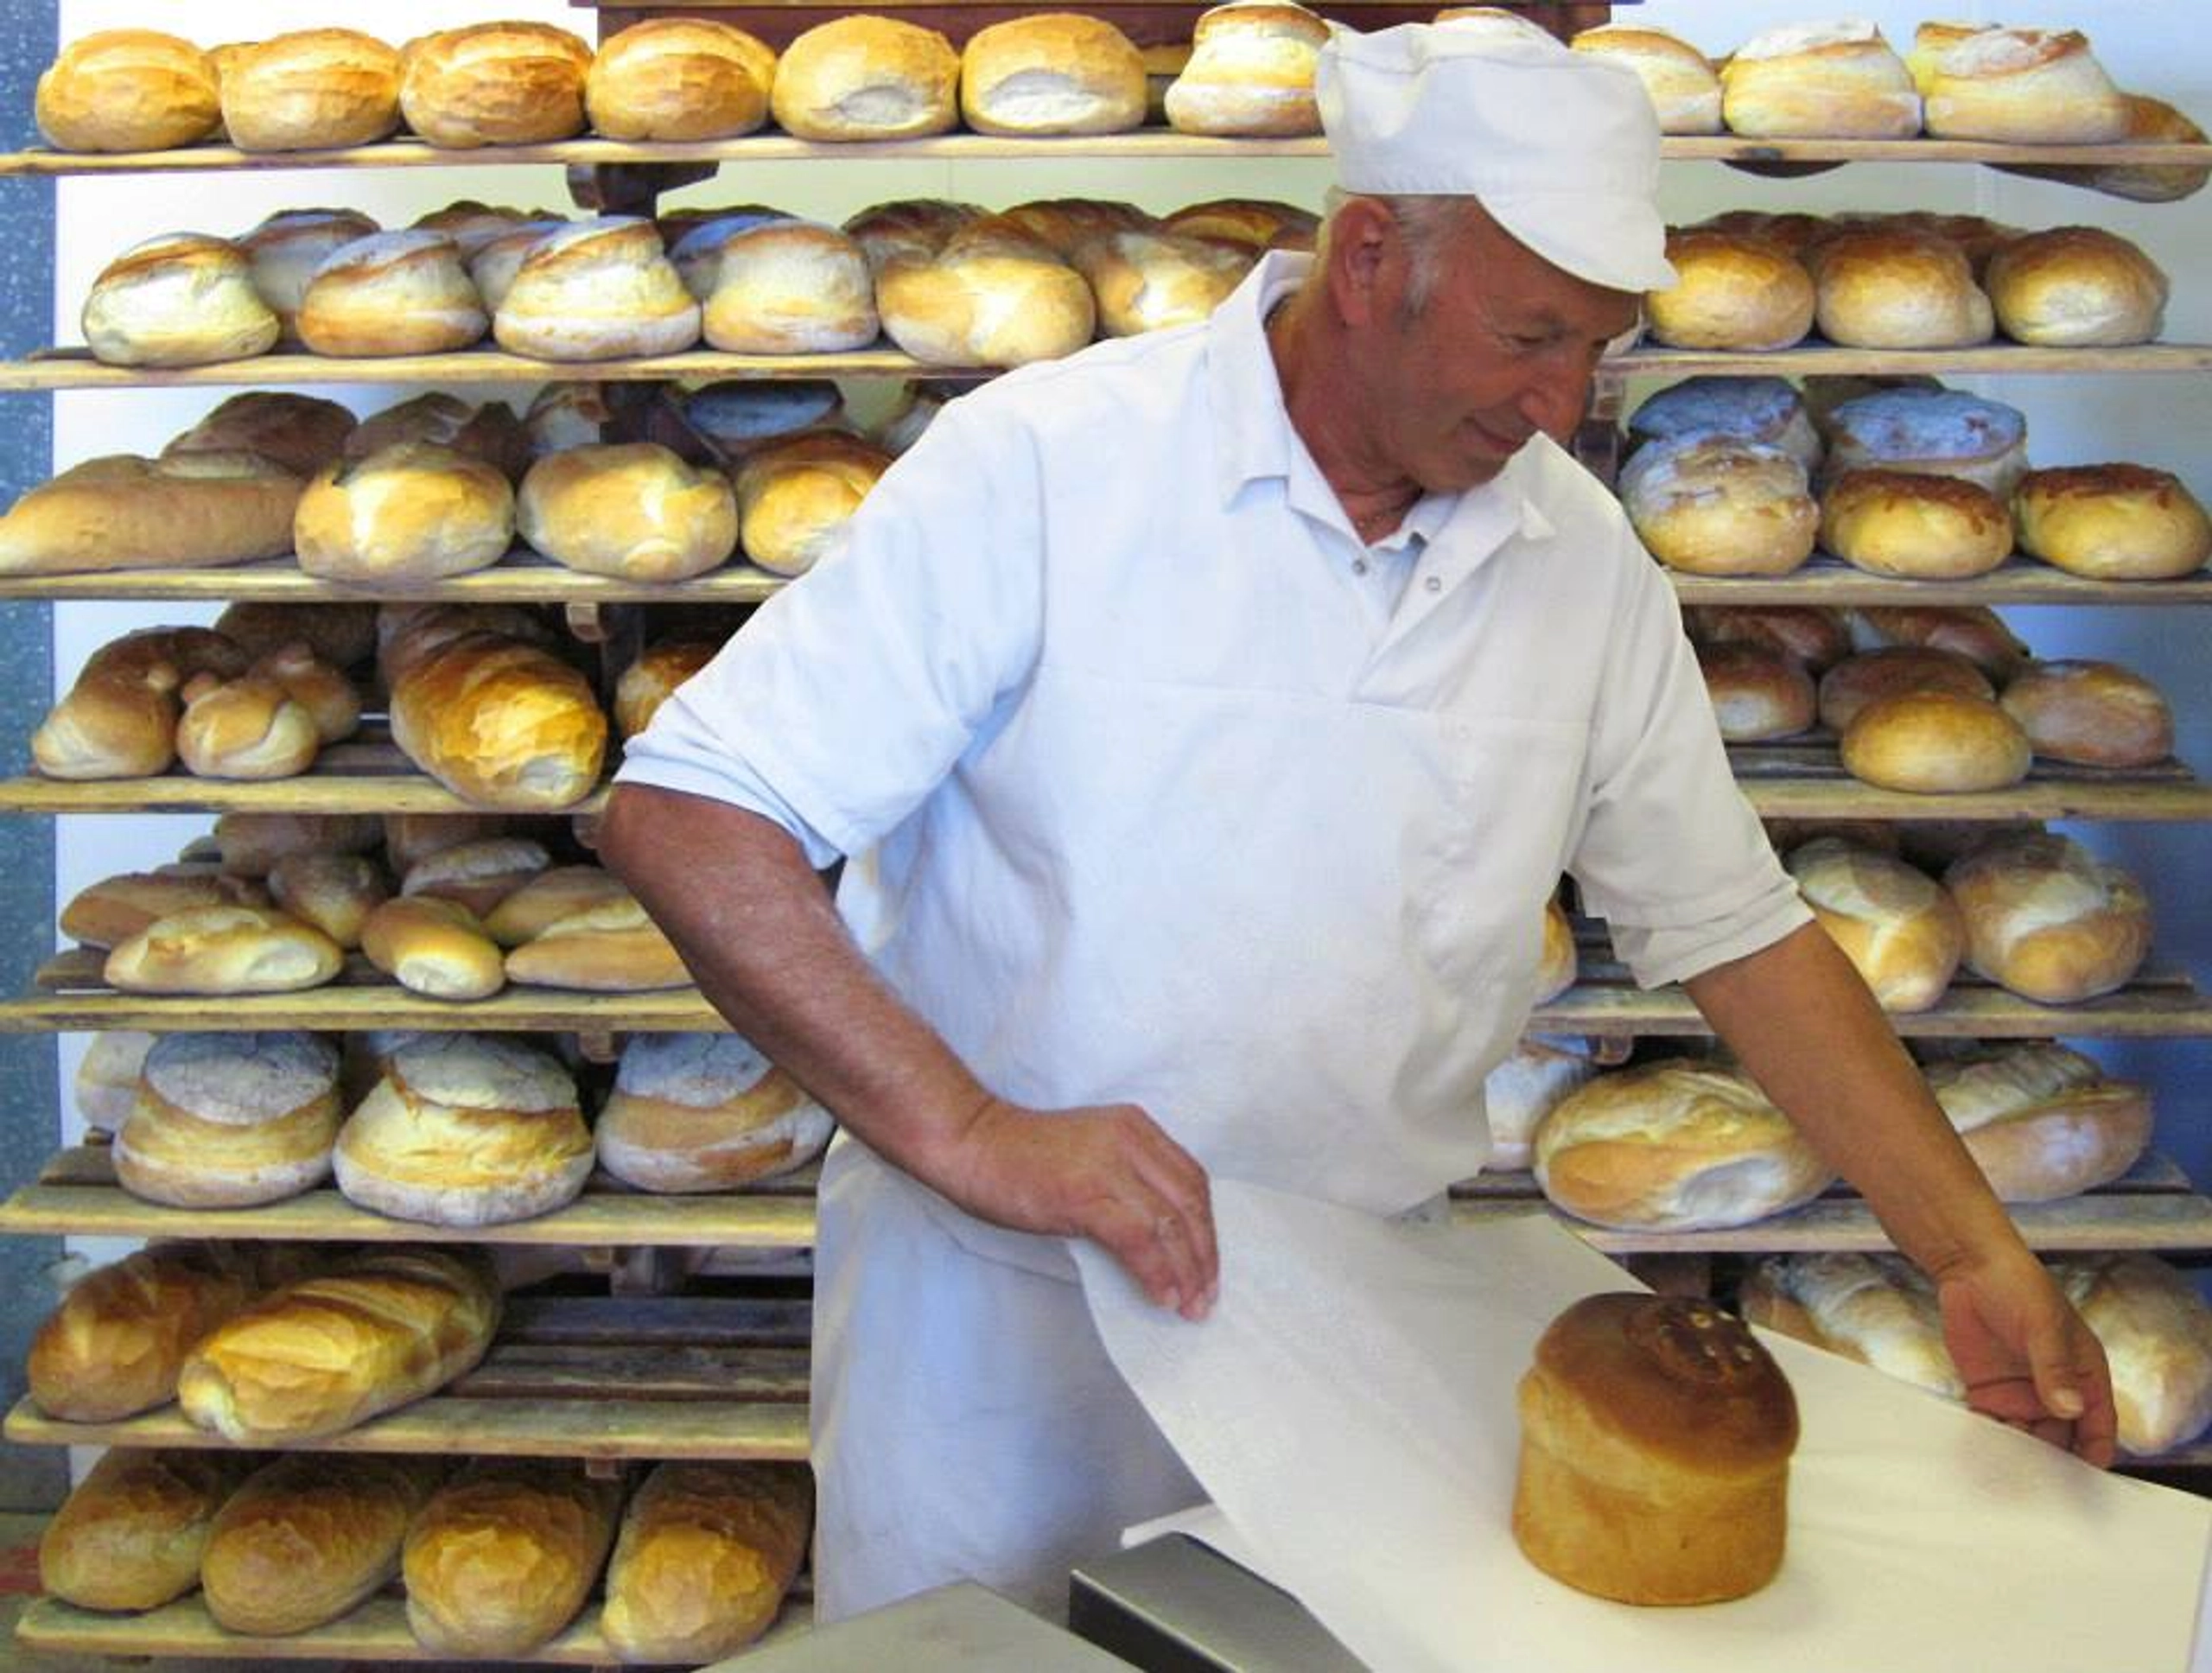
[619,251,1808,1221]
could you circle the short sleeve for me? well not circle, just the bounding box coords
[614,394,1046,867]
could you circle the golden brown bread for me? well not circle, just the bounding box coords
[251,644,361,744]
[203,1453,447,1634]
[113,1030,344,1209]
[493,218,700,362]
[177,1246,501,1442]
[2052,1255,2212,1456]
[295,441,517,584]
[40,1448,257,1612]
[1821,469,2012,581]
[482,866,632,946]
[599,1032,835,1193]
[32,663,179,779]
[37,30,220,152]
[1839,689,2031,795]
[699,219,880,355]
[404,1460,625,1656]
[874,214,1096,369]
[1994,93,2209,203]
[2013,464,2211,582]
[2001,659,2174,768]
[296,230,487,358]
[1535,896,1577,1007]
[388,632,607,811]
[400,836,550,917]
[29,1243,264,1422]
[1160,198,1317,252]
[1647,231,1815,352]
[105,905,345,995]
[85,233,281,367]
[215,811,381,878]
[1846,606,2030,683]
[1076,230,1255,337]
[0,451,304,577]
[961,14,1147,137]
[1719,20,1920,138]
[219,29,402,151]
[1513,1293,1796,1606]
[518,443,737,582]
[1619,436,1818,577]
[1917,26,2127,143]
[1924,1044,2152,1202]
[770,16,960,142]
[1784,837,1962,1013]
[266,850,389,949]
[1165,0,1329,137]
[601,1462,814,1661]
[615,638,721,740]
[586,18,776,142]
[1696,642,1815,742]
[1684,604,1851,674]
[60,868,268,950]
[1943,832,2152,1004]
[734,431,891,577]
[346,393,530,482]
[1986,227,2168,347]
[165,391,358,480]
[1808,227,1993,350]
[359,895,508,1002]
[504,897,690,992]
[1569,24,1722,133]
[1816,646,1993,734]
[1739,1252,1960,1397]
[400,22,593,148]
[175,671,321,779]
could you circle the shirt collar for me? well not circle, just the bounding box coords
[1205,251,1554,547]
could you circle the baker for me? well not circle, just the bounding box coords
[602,22,2117,1621]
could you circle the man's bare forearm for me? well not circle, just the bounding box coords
[1684,921,2023,1280]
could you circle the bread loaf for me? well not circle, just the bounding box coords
[378,601,561,690]
[295,442,518,584]
[105,905,345,995]
[388,633,607,811]
[1646,231,1815,352]
[1821,469,2012,581]
[336,1034,588,1224]
[2051,1255,2212,1456]
[1925,1044,2152,1202]
[494,219,700,362]
[1739,1252,1960,1397]
[1685,605,1851,675]
[844,197,983,271]
[1918,27,2127,143]
[1845,606,2029,682]
[113,1030,343,1208]
[700,219,879,354]
[1697,642,1815,742]
[1820,649,1994,736]
[1535,896,1576,1006]
[1719,21,1921,138]
[203,1452,446,1635]
[1628,377,1821,476]
[1480,1038,1596,1172]
[83,233,279,367]
[586,18,776,142]
[346,393,530,482]
[61,868,267,949]
[962,15,1147,137]
[2000,658,2173,768]
[399,22,593,148]
[1839,689,2031,794]
[1166,0,1329,137]
[518,443,738,582]
[267,850,388,948]
[1619,436,1818,576]
[220,29,402,152]
[175,672,321,779]
[1513,1294,1796,1606]
[1995,93,2210,204]
[1076,231,1255,336]
[1986,227,2168,347]
[467,220,568,313]
[671,211,794,299]
[238,210,383,347]
[177,1246,501,1442]
[1808,228,1993,351]
[1569,25,1722,133]
[874,215,1096,369]
[40,1448,256,1612]
[1821,389,2028,500]
[401,836,550,916]
[1160,198,1318,253]
[1944,832,2152,1003]
[1785,837,1962,1013]
[37,30,219,152]
[1533,1060,1834,1231]
[524,382,619,457]
[601,1462,814,1662]
[381,811,512,877]
[0,450,304,579]
[600,1032,834,1193]
[75,1029,156,1129]
[29,1242,263,1421]
[616,639,720,740]
[504,898,690,992]
[215,811,381,878]
[770,16,959,142]
[250,644,360,744]
[360,896,507,1002]
[2013,464,2211,582]
[483,866,632,946]
[297,231,487,357]
[167,391,357,482]
[734,432,891,576]
[404,1460,624,1656]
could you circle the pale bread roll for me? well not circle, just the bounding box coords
[401,837,551,917]
[1740,1253,1961,1398]
[1784,837,1962,1013]
[387,633,607,811]
[105,905,345,994]
[483,866,632,947]
[518,443,738,582]
[219,29,402,151]
[404,1461,622,1656]
[1165,0,1329,137]
[399,22,593,148]
[1919,27,2128,143]
[39,1449,255,1613]
[504,898,689,992]
[297,231,487,357]
[1628,377,1822,477]
[295,441,516,584]
[586,18,776,142]
[1986,227,2168,347]
[769,16,959,142]
[61,868,267,950]
[615,639,721,740]
[2014,464,2211,582]
[175,671,321,779]
[1075,231,1255,336]
[2000,659,2174,768]
[1943,832,2152,1003]
[37,30,219,152]
[114,1031,343,1208]
[1646,232,1815,352]
[359,896,507,1002]
[962,14,1147,137]
[1822,389,2029,500]
[1619,436,1818,577]
[1808,228,1993,350]
[83,233,279,367]
[0,451,305,577]
[494,218,701,361]
[1719,21,1921,138]
[735,432,891,577]
[1533,1060,1835,1231]
[166,390,359,480]
[1481,1038,1597,1172]
[1697,642,1816,742]
[1924,1044,2151,1202]
[202,1453,447,1636]
[700,219,878,353]
[600,1462,813,1662]
[73,1029,156,1129]
[267,850,389,949]
[1570,25,1723,134]
[874,214,1096,368]
[1839,689,2030,794]
[241,209,383,345]
[2052,1255,2212,1456]
[601,1032,835,1193]
[1820,469,2012,581]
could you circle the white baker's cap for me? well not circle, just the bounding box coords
[1317,23,1676,294]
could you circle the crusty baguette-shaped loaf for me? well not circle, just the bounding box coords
[1923,1044,2152,1202]
[483,865,632,947]
[39,1447,258,1613]
[389,632,607,811]
[601,1462,814,1662]
[203,1452,447,1635]
[600,1032,835,1193]
[0,452,304,576]
[105,904,345,995]
[2052,1254,2212,1456]
[177,1246,501,1442]
[28,1242,263,1422]
[404,1460,625,1656]
[1739,1252,1961,1398]
[504,897,690,991]
[61,868,268,950]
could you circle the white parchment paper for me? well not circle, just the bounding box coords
[1076,1180,2212,1673]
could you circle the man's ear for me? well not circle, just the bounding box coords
[1325,197,1398,330]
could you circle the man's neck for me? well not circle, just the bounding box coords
[1266,292,1421,544]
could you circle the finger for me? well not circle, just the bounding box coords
[2071,1357,2120,1469]
[2023,1315,2088,1422]
[1091,1195,1192,1313]
[1127,1133,1217,1308]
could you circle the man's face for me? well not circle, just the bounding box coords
[1357,207,1643,495]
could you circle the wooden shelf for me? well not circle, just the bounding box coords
[0,1146,820,1249]
[1726,744,2212,824]
[4,340,2207,392]
[0,131,2199,177]
[1670,556,2212,608]
[14,1593,805,1666]
[0,553,786,605]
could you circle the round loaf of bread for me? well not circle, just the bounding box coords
[1986,227,2168,347]
[1739,1252,1959,1397]
[1166,0,1329,137]
[105,905,346,995]
[1820,468,2012,580]
[1925,1044,2151,1202]
[30,662,180,780]
[240,210,382,345]
[482,867,632,947]
[1076,231,1255,337]
[670,210,791,300]
[2000,658,2173,767]
[83,233,279,368]
[1809,228,1993,350]
[1944,833,2152,1003]
[518,443,736,583]
[0,451,306,577]
[963,14,1145,137]
[1720,20,1922,138]
[1628,377,1821,476]
[1839,689,2031,793]
[1480,1039,1596,1173]
[600,1032,836,1193]
[412,199,550,260]
[268,850,389,949]
[1920,27,2128,143]
[2051,1256,2212,1457]
[114,1031,342,1207]
[359,896,506,1001]
[701,219,877,354]
[736,432,892,577]
[1697,642,1815,741]
[220,29,401,152]
[1785,836,1962,1012]
[1569,25,1722,134]
[401,837,550,917]
[586,18,776,142]
[770,16,959,142]
[465,221,568,313]
[37,30,219,152]
[2014,464,2211,581]
[166,391,358,480]
[494,218,701,362]
[295,442,517,584]
[1823,389,2030,499]
[1513,1293,1797,1606]
[1619,437,1818,577]
[1684,605,1852,674]
[875,215,1096,368]
[1646,232,1815,352]
[1533,1060,1834,1231]
[297,231,487,357]
[176,673,321,779]
[1845,605,2029,682]
[399,22,592,148]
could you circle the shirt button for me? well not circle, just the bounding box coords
[1424,576,1443,594]
[1352,559,1369,576]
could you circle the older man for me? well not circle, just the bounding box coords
[602,24,2115,1621]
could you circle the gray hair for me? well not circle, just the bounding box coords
[1317,187,1478,317]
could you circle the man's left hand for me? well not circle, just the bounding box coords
[1935,1248,2118,1467]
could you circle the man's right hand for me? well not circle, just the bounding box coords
[924,1097,1219,1321]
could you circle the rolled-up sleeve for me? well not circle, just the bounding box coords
[615,397,1046,868]
[1567,538,1811,989]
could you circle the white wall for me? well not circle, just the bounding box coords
[46,1,2212,1169]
